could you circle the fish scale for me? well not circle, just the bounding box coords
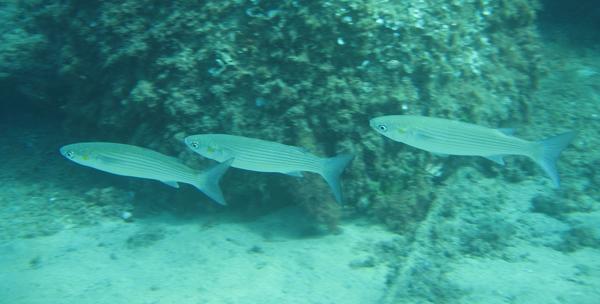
[60,142,232,205]
[185,134,353,203]
[370,115,575,187]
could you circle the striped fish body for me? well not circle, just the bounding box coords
[59,142,231,205]
[185,134,322,174]
[184,134,353,203]
[370,115,575,187]
[370,115,533,157]
[61,143,196,182]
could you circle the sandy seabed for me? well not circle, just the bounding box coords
[1,211,395,304]
[2,201,599,304]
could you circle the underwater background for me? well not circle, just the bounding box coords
[1,0,599,303]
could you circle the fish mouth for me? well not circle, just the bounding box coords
[59,146,69,157]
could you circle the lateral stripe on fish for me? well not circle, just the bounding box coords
[370,115,575,187]
[184,134,353,203]
[217,142,321,170]
[60,142,232,205]
[97,151,192,176]
[213,140,323,172]
[416,127,526,153]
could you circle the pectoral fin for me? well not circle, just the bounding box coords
[97,155,120,164]
[412,129,435,141]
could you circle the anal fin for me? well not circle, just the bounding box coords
[161,181,180,188]
[484,155,505,166]
[284,171,304,177]
[497,128,515,136]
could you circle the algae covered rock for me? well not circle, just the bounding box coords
[5,0,543,226]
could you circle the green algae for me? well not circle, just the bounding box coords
[2,0,549,232]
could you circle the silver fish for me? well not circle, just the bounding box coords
[60,142,232,205]
[370,115,575,187]
[184,134,353,203]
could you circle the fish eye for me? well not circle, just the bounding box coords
[66,151,75,159]
[190,141,200,149]
[377,124,388,132]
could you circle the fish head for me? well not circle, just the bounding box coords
[59,143,98,166]
[184,135,232,162]
[369,115,412,142]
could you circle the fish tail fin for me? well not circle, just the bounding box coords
[320,153,354,204]
[192,158,233,205]
[532,131,576,188]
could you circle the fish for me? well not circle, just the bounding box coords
[369,115,575,187]
[59,142,232,205]
[184,134,354,203]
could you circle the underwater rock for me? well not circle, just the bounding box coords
[557,212,600,252]
[531,194,570,217]
[5,0,545,228]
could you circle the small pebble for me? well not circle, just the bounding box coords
[120,211,133,222]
